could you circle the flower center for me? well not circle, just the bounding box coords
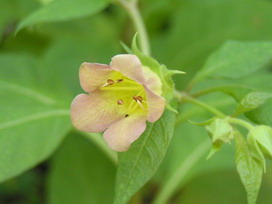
[99,74,147,117]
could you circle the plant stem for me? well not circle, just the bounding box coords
[175,98,234,125]
[227,117,254,131]
[176,92,226,118]
[117,0,151,56]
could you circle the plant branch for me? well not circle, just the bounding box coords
[116,0,151,55]
[227,117,254,131]
[176,91,226,118]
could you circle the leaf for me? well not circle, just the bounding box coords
[152,94,237,204]
[152,0,272,88]
[48,133,116,204]
[235,132,263,204]
[195,41,272,82]
[114,109,176,204]
[246,99,272,126]
[16,0,110,32]
[0,54,71,183]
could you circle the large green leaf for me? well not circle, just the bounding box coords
[16,0,110,32]
[48,133,116,204]
[0,54,71,183]
[114,109,176,204]
[235,132,263,204]
[152,0,272,88]
[194,41,272,82]
[0,0,39,36]
[176,164,272,204]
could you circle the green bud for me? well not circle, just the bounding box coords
[206,118,234,144]
[237,92,272,114]
[205,118,234,158]
[248,125,272,160]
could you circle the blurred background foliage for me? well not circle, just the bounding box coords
[0,0,272,203]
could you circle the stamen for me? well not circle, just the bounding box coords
[125,114,129,117]
[133,96,143,103]
[117,79,123,83]
[107,79,114,85]
[100,87,142,91]
[117,99,124,105]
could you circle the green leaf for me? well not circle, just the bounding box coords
[189,117,216,127]
[246,99,272,126]
[195,41,272,82]
[48,133,116,204]
[206,143,222,160]
[152,0,272,88]
[0,54,71,183]
[16,0,110,32]
[114,109,176,204]
[153,115,235,204]
[235,132,263,204]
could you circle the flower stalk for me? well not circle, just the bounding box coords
[116,0,151,56]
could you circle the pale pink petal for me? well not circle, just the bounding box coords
[144,85,165,122]
[71,92,126,132]
[110,54,146,85]
[103,115,147,152]
[142,66,162,95]
[79,62,114,92]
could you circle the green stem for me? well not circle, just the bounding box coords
[191,87,219,98]
[175,98,234,125]
[227,117,254,131]
[117,0,151,56]
[177,92,226,118]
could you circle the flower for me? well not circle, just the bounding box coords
[71,54,165,152]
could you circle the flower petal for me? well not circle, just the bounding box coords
[103,115,147,152]
[142,66,162,95]
[144,85,165,122]
[79,62,114,92]
[110,54,146,85]
[71,92,126,132]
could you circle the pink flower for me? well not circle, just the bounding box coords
[71,54,165,152]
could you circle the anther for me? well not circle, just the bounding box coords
[125,114,129,117]
[133,96,143,103]
[107,79,114,85]
[117,99,124,105]
[117,79,123,83]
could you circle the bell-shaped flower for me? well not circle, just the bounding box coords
[71,54,165,152]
